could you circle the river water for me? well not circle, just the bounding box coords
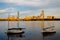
[0,21,60,40]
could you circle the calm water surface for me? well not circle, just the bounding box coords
[0,21,60,40]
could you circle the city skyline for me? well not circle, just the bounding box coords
[0,0,60,18]
[0,10,58,20]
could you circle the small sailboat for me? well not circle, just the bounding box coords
[7,11,24,34]
[41,10,56,34]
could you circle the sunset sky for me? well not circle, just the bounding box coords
[0,0,60,18]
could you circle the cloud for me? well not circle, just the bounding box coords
[0,7,60,18]
[0,0,60,18]
[0,7,60,15]
[19,7,60,18]
[0,7,16,13]
[0,7,18,17]
[1,0,59,7]
[45,7,60,16]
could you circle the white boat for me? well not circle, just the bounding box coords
[7,11,24,34]
[41,10,56,33]
[7,28,24,34]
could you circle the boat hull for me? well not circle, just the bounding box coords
[42,31,56,36]
[7,28,25,34]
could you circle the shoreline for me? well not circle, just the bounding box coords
[0,19,60,21]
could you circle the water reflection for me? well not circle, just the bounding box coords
[7,32,25,40]
[41,21,56,40]
[42,32,56,40]
[0,21,60,40]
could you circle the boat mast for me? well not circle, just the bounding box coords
[17,11,19,28]
[41,10,44,31]
[8,13,9,29]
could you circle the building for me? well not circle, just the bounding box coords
[47,16,54,19]
[9,16,15,20]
